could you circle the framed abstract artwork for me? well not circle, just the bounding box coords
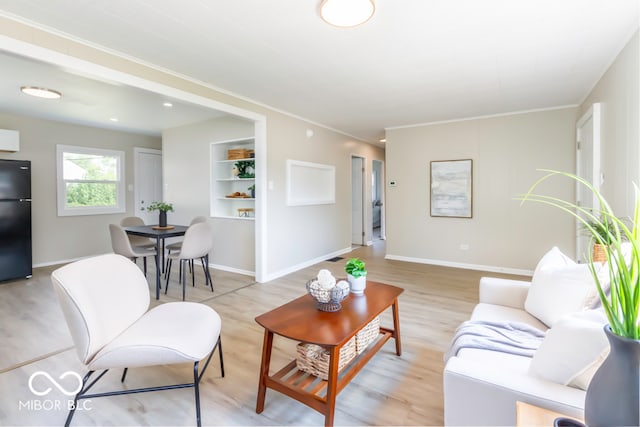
[430,159,473,218]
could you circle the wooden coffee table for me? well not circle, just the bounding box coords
[255,280,404,426]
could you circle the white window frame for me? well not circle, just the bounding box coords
[56,144,126,216]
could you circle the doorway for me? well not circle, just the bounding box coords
[134,147,163,225]
[576,103,601,263]
[351,156,365,246]
[372,159,385,241]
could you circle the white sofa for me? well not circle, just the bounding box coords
[443,276,587,426]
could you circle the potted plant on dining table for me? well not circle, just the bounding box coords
[146,201,174,228]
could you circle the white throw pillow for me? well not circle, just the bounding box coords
[529,310,609,390]
[532,246,574,277]
[525,247,600,327]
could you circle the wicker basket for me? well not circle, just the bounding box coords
[356,316,380,354]
[592,244,608,263]
[296,337,356,380]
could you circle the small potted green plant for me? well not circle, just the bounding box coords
[235,160,255,178]
[345,258,367,295]
[145,201,174,227]
[584,216,619,263]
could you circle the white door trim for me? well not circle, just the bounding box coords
[576,103,601,262]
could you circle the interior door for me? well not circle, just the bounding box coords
[351,156,365,245]
[372,159,384,240]
[134,148,163,224]
[576,103,601,263]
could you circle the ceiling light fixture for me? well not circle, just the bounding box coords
[163,102,173,107]
[20,86,62,99]
[110,117,119,122]
[320,0,375,28]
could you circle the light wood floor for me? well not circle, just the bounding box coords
[0,241,527,426]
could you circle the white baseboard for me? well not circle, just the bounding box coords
[33,254,101,268]
[208,262,254,278]
[384,254,533,277]
[261,246,353,283]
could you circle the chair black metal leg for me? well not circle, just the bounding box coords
[165,259,172,294]
[143,256,147,276]
[191,259,195,287]
[181,259,186,301]
[217,336,225,377]
[121,368,128,382]
[193,361,202,427]
[199,255,213,291]
[65,371,92,427]
[64,358,220,427]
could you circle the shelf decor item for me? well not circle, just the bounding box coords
[145,201,174,227]
[345,258,367,295]
[306,269,349,312]
[235,159,255,178]
[518,170,640,427]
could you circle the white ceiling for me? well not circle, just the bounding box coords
[0,0,638,143]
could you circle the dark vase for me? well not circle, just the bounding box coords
[584,325,640,427]
[159,211,167,227]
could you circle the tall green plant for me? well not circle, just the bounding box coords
[517,170,639,340]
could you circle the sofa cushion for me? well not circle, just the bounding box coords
[525,247,599,327]
[471,303,548,331]
[528,310,609,390]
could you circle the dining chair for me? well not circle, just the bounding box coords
[51,254,224,427]
[165,221,214,300]
[165,215,207,265]
[164,216,208,282]
[109,224,157,276]
[120,216,156,249]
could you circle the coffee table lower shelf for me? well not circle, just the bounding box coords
[262,328,394,418]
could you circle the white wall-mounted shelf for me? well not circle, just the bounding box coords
[210,138,256,219]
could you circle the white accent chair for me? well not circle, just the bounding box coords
[165,221,214,300]
[51,254,224,427]
[109,224,157,276]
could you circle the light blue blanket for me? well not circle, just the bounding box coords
[444,320,545,362]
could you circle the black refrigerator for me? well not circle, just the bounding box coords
[0,159,32,282]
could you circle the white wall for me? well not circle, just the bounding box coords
[163,112,385,279]
[162,116,255,274]
[385,107,578,274]
[263,113,384,279]
[0,112,161,266]
[579,30,639,218]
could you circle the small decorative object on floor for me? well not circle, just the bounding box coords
[306,269,349,312]
[145,201,174,227]
[345,258,367,295]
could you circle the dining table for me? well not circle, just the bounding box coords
[124,224,189,299]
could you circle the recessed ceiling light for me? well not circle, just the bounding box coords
[20,86,62,99]
[163,102,173,107]
[110,117,119,122]
[379,138,387,143]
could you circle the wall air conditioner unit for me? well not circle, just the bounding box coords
[0,129,19,152]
